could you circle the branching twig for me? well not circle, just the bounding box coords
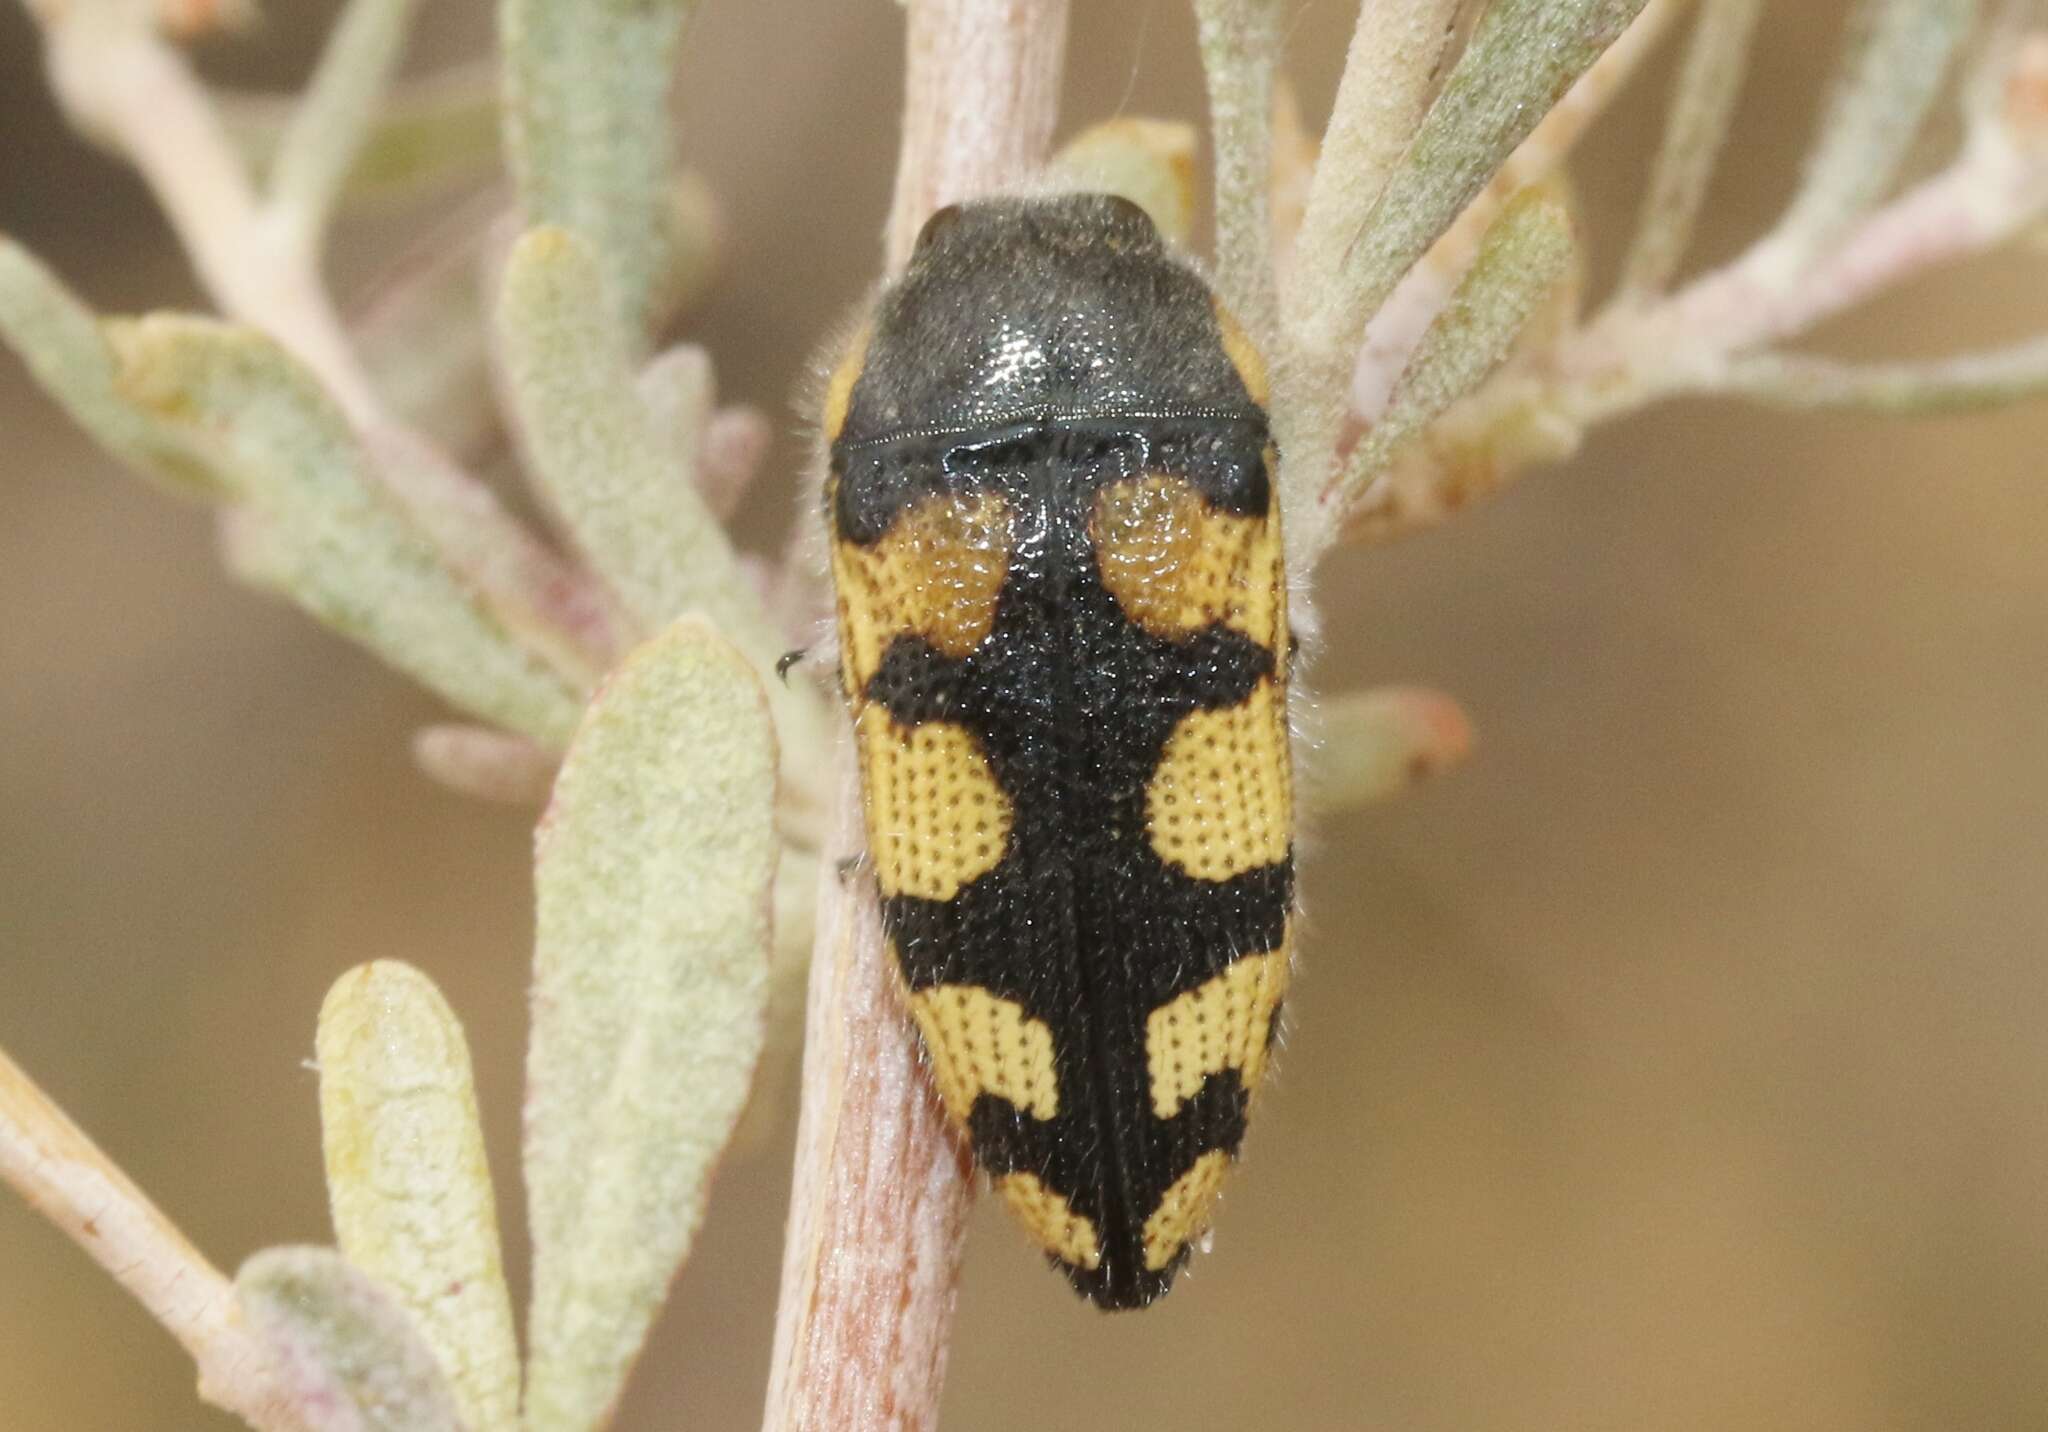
[1559,129,2048,422]
[1347,0,1687,434]
[17,0,623,728]
[0,1045,314,1432]
[1347,8,2048,544]
[39,17,374,416]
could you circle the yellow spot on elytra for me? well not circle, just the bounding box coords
[821,323,871,443]
[1145,945,1289,1119]
[854,709,1011,901]
[1213,300,1270,408]
[1089,473,1284,647]
[1145,676,1292,882]
[906,983,1059,1122]
[995,1172,1102,1270]
[1143,1150,1232,1270]
[832,490,1013,694]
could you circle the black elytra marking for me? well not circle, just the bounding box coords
[829,194,1294,1310]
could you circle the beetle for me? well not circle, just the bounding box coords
[823,192,1292,1309]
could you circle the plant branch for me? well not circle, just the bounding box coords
[766,4,1067,1428]
[1348,91,2048,543]
[36,14,375,418]
[0,1044,315,1432]
[1561,130,2048,422]
[18,0,619,724]
[884,0,1071,267]
[1347,0,1686,437]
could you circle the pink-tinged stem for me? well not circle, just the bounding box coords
[765,3,1068,1426]
[760,764,975,1432]
[884,0,1072,269]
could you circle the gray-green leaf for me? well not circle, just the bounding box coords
[318,962,521,1432]
[1342,183,1579,499]
[523,619,776,1432]
[499,0,703,342]
[107,315,584,746]
[1297,0,1647,357]
[236,1246,467,1432]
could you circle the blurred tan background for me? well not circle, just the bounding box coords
[6,2,2048,1428]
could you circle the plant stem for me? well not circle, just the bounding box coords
[39,16,375,419]
[1343,117,2048,543]
[760,766,974,1432]
[1560,132,2048,422]
[884,0,1071,267]
[0,1044,315,1432]
[764,4,1067,1427]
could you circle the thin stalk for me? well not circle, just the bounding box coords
[1615,0,1765,299]
[0,1044,315,1432]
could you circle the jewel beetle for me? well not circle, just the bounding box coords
[823,193,1293,1309]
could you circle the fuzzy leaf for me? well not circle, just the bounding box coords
[1771,0,1981,269]
[413,723,560,804]
[236,1246,467,1432]
[1297,0,1647,357]
[1342,185,1578,498]
[1284,0,1460,351]
[365,424,614,689]
[694,405,774,522]
[498,228,831,831]
[499,0,702,342]
[634,342,715,503]
[107,315,584,746]
[497,229,761,649]
[1052,118,1200,249]
[0,237,223,499]
[1191,0,1284,324]
[1719,335,2048,412]
[318,962,520,1432]
[1618,0,1767,297]
[524,619,775,1432]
